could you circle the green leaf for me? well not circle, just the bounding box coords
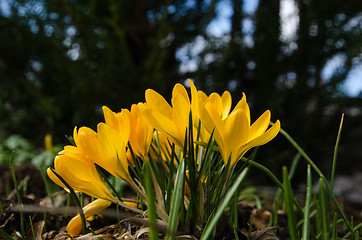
[144,160,159,240]
[200,167,249,240]
[282,166,298,240]
[302,165,312,240]
[10,151,25,237]
[318,177,329,240]
[278,124,354,236]
[166,158,186,240]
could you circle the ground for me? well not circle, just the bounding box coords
[1,164,361,239]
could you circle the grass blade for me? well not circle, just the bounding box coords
[273,153,300,228]
[318,177,329,240]
[144,160,159,240]
[342,222,362,239]
[282,166,298,240]
[29,216,35,240]
[200,167,249,240]
[277,124,354,236]
[166,158,186,240]
[247,215,253,240]
[0,229,13,240]
[331,212,338,240]
[302,165,312,240]
[9,151,25,237]
[330,114,344,210]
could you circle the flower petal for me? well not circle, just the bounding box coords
[173,83,190,104]
[142,106,181,146]
[96,123,131,182]
[145,89,172,117]
[47,167,68,190]
[233,93,250,125]
[172,92,191,137]
[248,110,271,141]
[237,120,281,159]
[221,91,232,119]
[102,106,120,132]
[202,102,225,145]
[223,109,249,165]
[189,79,199,116]
[127,104,154,158]
[67,199,112,236]
[49,153,114,201]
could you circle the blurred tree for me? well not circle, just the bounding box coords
[0,0,218,143]
[187,0,362,175]
[0,0,361,174]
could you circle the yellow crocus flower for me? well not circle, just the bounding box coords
[142,80,199,148]
[142,86,189,148]
[94,122,133,184]
[124,103,154,159]
[200,93,280,168]
[102,106,130,139]
[196,89,233,142]
[47,147,115,202]
[73,120,133,185]
[205,91,232,119]
[66,198,141,236]
[66,198,112,236]
[44,134,53,152]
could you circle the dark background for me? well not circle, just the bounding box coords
[1,0,361,180]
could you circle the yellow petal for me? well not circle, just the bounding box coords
[102,106,120,132]
[200,103,224,149]
[189,79,199,117]
[75,127,101,160]
[237,120,281,160]
[66,214,83,237]
[67,199,112,236]
[47,167,68,191]
[223,109,249,166]
[172,83,190,104]
[208,93,223,117]
[116,110,131,141]
[142,106,182,147]
[172,92,191,135]
[221,91,232,119]
[198,90,208,104]
[145,89,172,117]
[248,110,271,141]
[54,155,89,183]
[123,201,139,209]
[127,104,154,158]
[233,93,250,125]
[58,145,83,159]
[96,123,131,183]
[52,154,114,201]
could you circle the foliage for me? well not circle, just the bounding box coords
[46,80,280,237]
[0,134,60,170]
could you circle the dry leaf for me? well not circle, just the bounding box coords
[250,227,279,240]
[25,221,45,240]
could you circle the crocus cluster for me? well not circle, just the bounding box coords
[47,80,280,236]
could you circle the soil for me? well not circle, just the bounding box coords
[1,165,361,239]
